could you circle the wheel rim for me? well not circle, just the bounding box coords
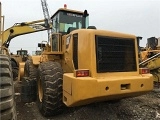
[38,78,43,102]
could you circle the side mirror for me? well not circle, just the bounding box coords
[83,10,88,17]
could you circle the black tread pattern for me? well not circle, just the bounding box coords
[21,77,37,103]
[1,104,17,120]
[24,59,37,79]
[12,68,18,80]
[0,54,17,120]
[11,59,18,80]
[37,61,65,117]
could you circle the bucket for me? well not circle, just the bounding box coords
[21,77,37,103]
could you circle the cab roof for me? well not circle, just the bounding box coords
[51,8,89,19]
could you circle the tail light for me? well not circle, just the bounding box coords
[74,69,90,77]
[139,68,150,74]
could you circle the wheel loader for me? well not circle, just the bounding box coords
[21,7,154,116]
[139,37,160,87]
[1,5,154,117]
[10,49,29,80]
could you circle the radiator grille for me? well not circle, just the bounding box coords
[95,36,137,72]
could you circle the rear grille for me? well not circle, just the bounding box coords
[95,36,137,73]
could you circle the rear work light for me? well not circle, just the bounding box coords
[74,69,90,77]
[139,68,150,74]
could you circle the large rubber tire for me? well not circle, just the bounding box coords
[21,77,37,103]
[12,68,18,80]
[0,54,17,120]
[24,59,37,79]
[37,61,65,117]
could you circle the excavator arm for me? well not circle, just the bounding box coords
[1,19,51,48]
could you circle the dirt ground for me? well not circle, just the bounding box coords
[14,81,160,120]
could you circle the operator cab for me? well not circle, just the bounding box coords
[49,7,89,52]
[51,8,89,35]
[32,50,42,55]
[17,49,28,56]
[16,49,28,61]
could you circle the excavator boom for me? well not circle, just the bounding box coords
[1,19,51,48]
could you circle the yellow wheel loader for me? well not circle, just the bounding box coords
[10,49,29,80]
[22,7,153,116]
[1,6,154,117]
[0,1,154,116]
[139,37,160,87]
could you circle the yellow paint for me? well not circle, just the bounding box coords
[3,6,153,108]
[31,55,41,65]
[62,29,153,106]
[18,62,25,81]
[63,73,153,107]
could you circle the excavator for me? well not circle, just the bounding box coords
[1,19,52,80]
[0,3,154,117]
[0,1,52,119]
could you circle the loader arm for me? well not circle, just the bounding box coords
[139,52,160,82]
[139,52,160,70]
[2,19,52,48]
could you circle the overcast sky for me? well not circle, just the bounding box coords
[1,0,160,54]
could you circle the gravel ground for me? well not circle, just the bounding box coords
[14,81,160,120]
